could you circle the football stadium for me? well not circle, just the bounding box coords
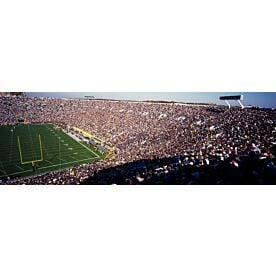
[0,92,275,185]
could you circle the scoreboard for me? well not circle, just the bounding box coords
[219,95,243,101]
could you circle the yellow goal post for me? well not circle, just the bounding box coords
[17,134,44,165]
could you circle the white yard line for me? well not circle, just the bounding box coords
[63,129,100,158]
[59,158,69,163]
[15,165,24,171]
[0,169,7,175]
[0,159,8,176]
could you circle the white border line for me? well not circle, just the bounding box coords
[61,128,100,158]
[75,140,100,158]
[1,157,100,177]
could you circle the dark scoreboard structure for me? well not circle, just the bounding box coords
[219,95,243,101]
[219,95,244,109]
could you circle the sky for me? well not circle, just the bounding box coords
[26,92,276,108]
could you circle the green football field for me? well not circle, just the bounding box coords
[0,124,105,180]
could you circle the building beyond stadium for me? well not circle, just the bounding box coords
[0,92,24,97]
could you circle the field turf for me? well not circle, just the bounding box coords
[0,124,104,180]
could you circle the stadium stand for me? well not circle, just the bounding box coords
[0,95,275,184]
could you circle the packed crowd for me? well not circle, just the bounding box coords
[0,95,275,184]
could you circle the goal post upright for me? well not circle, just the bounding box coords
[17,136,24,164]
[38,134,43,162]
